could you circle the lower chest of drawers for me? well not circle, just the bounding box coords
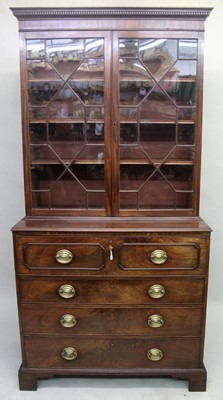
[13,228,210,390]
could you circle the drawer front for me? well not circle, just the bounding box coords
[21,305,203,336]
[15,234,209,276]
[23,337,201,369]
[119,243,200,271]
[19,278,205,304]
[23,242,106,271]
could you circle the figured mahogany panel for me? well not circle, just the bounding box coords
[21,304,203,336]
[19,277,205,305]
[23,336,201,369]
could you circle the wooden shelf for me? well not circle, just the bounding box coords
[120,120,195,124]
[31,159,104,165]
[120,159,194,165]
[29,119,105,124]
[30,158,193,166]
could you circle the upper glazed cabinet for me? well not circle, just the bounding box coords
[13,7,210,217]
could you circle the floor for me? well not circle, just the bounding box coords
[0,296,222,400]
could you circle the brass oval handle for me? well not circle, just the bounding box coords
[60,314,77,328]
[150,249,168,265]
[61,347,78,361]
[56,249,73,264]
[148,284,165,299]
[148,314,164,328]
[147,348,163,362]
[58,284,76,299]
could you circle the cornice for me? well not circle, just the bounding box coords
[10,7,213,21]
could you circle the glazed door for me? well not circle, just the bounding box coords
[25,31,112,215]
[112,31,201,216]
[23,29,202,217]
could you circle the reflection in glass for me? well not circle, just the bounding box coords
[48,90,85,120]
[46,38,85,63]
[27,39,45,59]
[120,79,154,105]
[120,59,151,77]
[27,60,59,80]
[179,40,197,59]
[139,39,177,80]
[160,60,197,106]
[119,39,138,57]
[85,38,104,58]
[69,79,104,105]
[28,80,63,106]
[119,39,178,83]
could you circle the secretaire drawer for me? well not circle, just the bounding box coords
[19,277,205,305]
[14,233,209,276]
[21,305,203,336]
[23,337,202,369]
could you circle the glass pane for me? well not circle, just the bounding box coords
[29,107,46,122]
[120,59,154,105]
[120,123,138,143]
[139,123,176,161]
[178,108,196,121]
[178,124,195,144]
[70,59,104,105]
[159,165,194,190]
[76,145,104,162]
[27,39,45,59]
[139,39,178,80]
[120,145,150,162]
[140,87,177,121]
[27,60,59,80]
[120,164,194,210]
[31,164,105,209]
[166,146,195,162]
[119,39,138,57]
[30,145,62,163]
[120,165,154,186]
[31,164,65,191]
[46,38,84,61]
[30,124,47,144]
[85,38,104,57]
[160,60,197,106]
[49,123,83,141]
[48,90,85,121]
[46,39,84,79]
[179,40,197,59]
[138,179,176,209]
[28,80,63,106]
